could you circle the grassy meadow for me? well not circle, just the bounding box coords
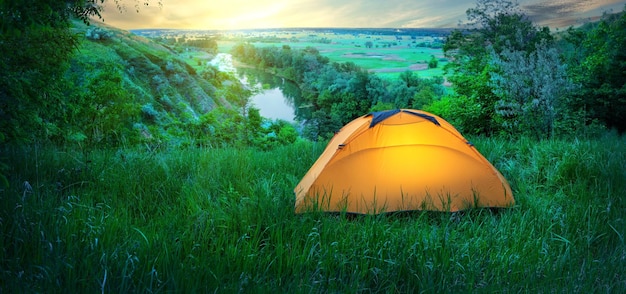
[216,30,447,79]
[2,133,625,292]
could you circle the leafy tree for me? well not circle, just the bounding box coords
[413,86,436,109]
[1,3,78,142]
[442,0,553,135]
[425,95,484,135]
[0,0,161,144]
[71,64,140,146]
[276,123,298,144]
[185,37,218,53]
[564,7,626,132]
[198,107,247,147]
[489,40,576,139]
[398,70,421,88]
[303,110,342,141]
[428,55,438,69]
[366,75,392,104]
[245,106,264,145]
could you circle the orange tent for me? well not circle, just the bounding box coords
[294,109,514,214]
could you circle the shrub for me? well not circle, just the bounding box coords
[489,41,576,139]
[85,27,111,41]
[141,103,160,122]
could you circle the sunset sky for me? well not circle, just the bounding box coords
[99,0,626,30]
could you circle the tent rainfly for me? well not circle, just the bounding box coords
[294,109,514,214]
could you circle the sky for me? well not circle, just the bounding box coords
[99,0,626,30]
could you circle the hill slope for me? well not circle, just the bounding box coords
[67,20,238,144]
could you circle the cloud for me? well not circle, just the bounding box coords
[99,0,477,29]
[522,0,626,27]
[98,0,624,30]
[524,0,593,15]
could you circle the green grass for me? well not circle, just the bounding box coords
[2,133,625,292]
[216,33,447,79]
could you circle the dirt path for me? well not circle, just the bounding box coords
[368,63,428,73]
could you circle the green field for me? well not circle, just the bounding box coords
[217,30,447,79]
[2,133,625,292]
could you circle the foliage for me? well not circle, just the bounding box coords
[0,14,77,143]
[425,95,484,135]
[0,0,161,144]
[1,133,625,292]
[437,0,625,138]
[231,43,447,140]
[71,63,141,146]
[185,106,298,150]
[185,37,218,54]
[428,55,438,69]
[442,0,553,136]
[563,6,626,133]
[489,40,576,139]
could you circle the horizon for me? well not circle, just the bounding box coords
[125,27,457,32]
[99,0,626,31]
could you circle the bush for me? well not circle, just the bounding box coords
[85,27,111,41]
[141,103,160,122]
[425,95,485,135]
[428,55,438,69]
[489,41,575,139]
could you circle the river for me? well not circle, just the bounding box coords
[209,53,301,123]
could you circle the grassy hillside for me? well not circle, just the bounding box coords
[1,133,625,292]
[66,21,239,144]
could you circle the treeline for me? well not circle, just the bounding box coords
[233,1,626,140]
[231,44,447,140]
[440,0,626,138]
[154,36,218,54]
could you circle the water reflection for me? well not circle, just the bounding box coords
[236,67,307,123]
[209,53,308,123]
[250,88,295,122]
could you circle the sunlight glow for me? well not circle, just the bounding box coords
[198,1,287,30]
[99,0,625,30]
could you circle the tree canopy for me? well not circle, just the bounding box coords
[0,0,160,143]
[439,0,626,137]
[563,8,626,132]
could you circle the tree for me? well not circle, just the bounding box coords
[275,121,298,145]
[398,70,421,88]
[428,55,438,69]
[489,41,576,139]
[366,75,391,105]
[413,86,436,109]
[441,0,553,136]
[564,7,626,133]
[186,37,217,53]
[71,64,140,146]
[303,110,342,141]
[0,0,161,144]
